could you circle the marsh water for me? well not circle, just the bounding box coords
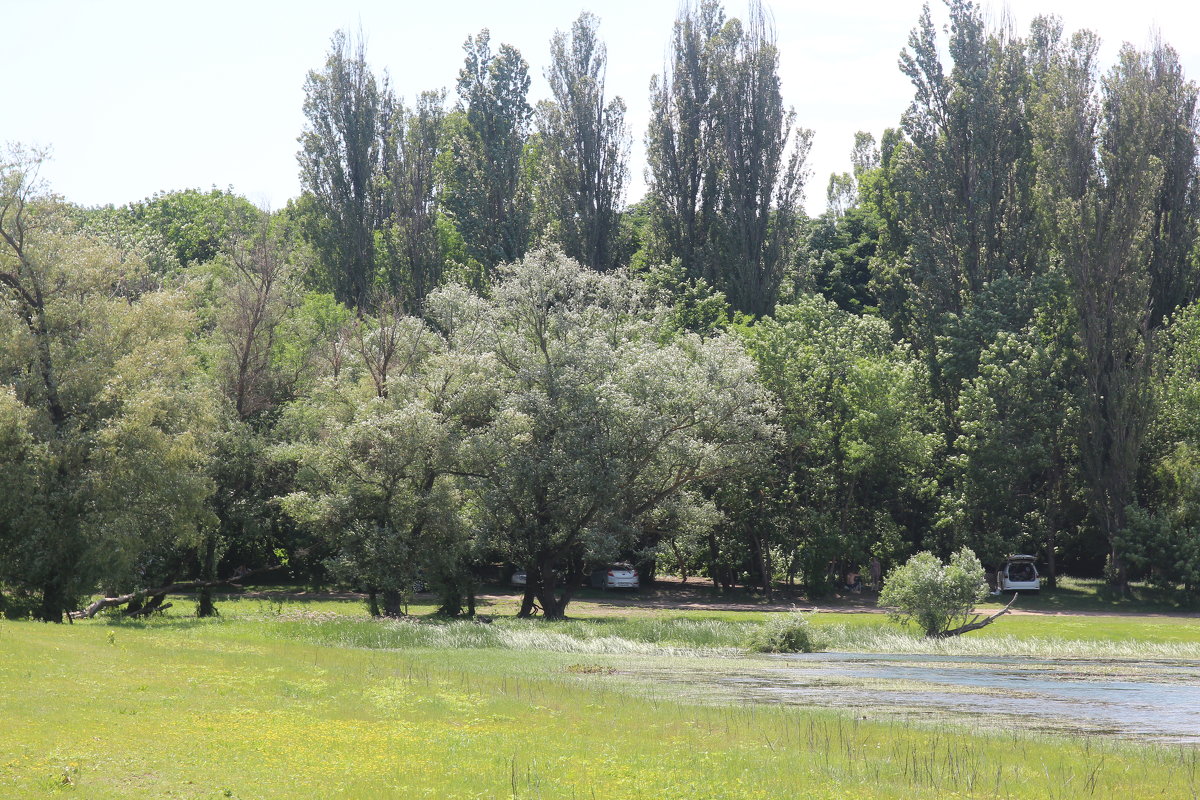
[716,653,1200,743]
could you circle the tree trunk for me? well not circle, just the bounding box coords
[933,594,1017,638]
[538,590,566,620]
[1107,506,1130,595]
[197,535,220,618]
[750,529,772,601]
[438,589,463,617]
[518,588,537,618]
[39,578,65,623]
[1045,528,1058,590]
[708,530,721,590]
[640,557,658,586]
[129,594,169,617]
[71,565,286,619]
[367,589,381,618]
[382,589,403,617]
[31,305,67,431]
[1044,467,1062,590]
[538,586,575,621]
[1109,545,1129,595]
[537,564,575,621]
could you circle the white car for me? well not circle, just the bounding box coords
[997,555,1040,593]
[590,564,639,590]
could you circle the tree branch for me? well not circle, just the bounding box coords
[934,592,1018,638]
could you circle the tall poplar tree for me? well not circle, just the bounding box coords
[298,30,392,309]
[646,1,810,317]
[887,1,1045,447]
[381,90,447,308]
[441,30,533,285]
[535,12,630,272]
[645,0,725,284]
[710,1,811,317]
[1143,41,1200,328]
[1034,34,1190,589]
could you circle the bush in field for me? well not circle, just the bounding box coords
[878,548,988,637]
[744,612,821,653]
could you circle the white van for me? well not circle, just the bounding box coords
[997,555,1040,593]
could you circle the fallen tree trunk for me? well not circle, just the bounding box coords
[933,593,1018,638]
[71,564,285,619]
[125,602,172,618]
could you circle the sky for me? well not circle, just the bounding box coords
[6,0,1199,216]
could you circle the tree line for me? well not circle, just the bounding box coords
[2,0,1199,623]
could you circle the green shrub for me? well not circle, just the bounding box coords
[744,612,822,653]
[878,547,988,637]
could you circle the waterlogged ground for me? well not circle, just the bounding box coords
[690,653,1200,743]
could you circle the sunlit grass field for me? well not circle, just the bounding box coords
[2,595,1198,798]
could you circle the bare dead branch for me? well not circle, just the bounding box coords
[933,592,1018,638]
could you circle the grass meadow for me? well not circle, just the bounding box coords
[1,594,1198,798]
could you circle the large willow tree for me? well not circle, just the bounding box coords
[0,151,217,621]
[427,249,776,618]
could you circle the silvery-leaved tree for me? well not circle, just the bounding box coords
[428,249,777,619]
[277,310,493,617]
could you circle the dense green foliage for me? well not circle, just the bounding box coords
[643,0,811,316]
[878,548,989,637]
[3,0,1200,621]
[743,611,821,652]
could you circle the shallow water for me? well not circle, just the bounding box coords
[727,653,1200,743]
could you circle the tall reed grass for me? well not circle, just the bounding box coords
[239,609,1200,661]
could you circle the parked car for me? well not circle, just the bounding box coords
[996,555,1040,593]
[589,564,639,590]
[510,568,567,588]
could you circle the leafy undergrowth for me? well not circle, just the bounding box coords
[2,618,1198,799]
[744,611,822,653]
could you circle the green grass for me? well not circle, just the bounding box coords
[566,572,1199,614]
[975,575,1199,614]
[2,614,1199,799]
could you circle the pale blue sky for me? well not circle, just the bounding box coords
[7,0,1198,215]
